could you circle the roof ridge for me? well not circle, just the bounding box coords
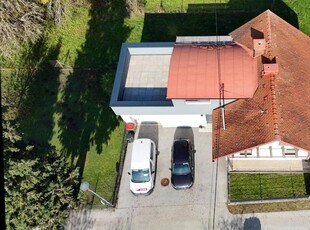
[269,74,280,139]
[265,10,273,59]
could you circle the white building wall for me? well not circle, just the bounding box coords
[232,141,309,159]
[298,149,309,157]
[121,114,208,127]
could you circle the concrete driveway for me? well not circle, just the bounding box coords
[118,125,216,208]
[115,124,228,229]
[66,124,310,229]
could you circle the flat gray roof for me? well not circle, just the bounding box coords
[123,54,171,101]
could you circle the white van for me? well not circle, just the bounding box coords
[129,138,157,195]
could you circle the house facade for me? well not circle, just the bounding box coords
[212,10,310,171]
[110,10,310,171]
[110,36,257,127]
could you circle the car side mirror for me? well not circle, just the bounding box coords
[193,150,196,153]
[152,171,155,174]
[127,172,131,175]
[169,168,172,171]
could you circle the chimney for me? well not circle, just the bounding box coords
[253,39,266,57]
[262,63,279,75]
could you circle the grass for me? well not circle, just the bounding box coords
[10,1,131,206]
[124,16,145,42]
[15,67,124,205]
[3,0,310,208]
[144,0,279,13]
[229,173,310,201]
[79,123,125,205]
[43,7,91,67]
[283,0,310,35]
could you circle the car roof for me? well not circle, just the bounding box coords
[172,139,190,163]
[131,138,152,170]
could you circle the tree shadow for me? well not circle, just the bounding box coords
[217,215,245,230]
[243,216,262,230]
[18,40,63,146]
[65,207,95,230]
[217,215,261,230]
[305,173,310,194]
[141,0,298,42]
[56,0,131,196]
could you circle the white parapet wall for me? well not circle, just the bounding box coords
[121,114,208,127]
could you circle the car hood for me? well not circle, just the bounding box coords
[171,173,193,189]
[130,180,153,195]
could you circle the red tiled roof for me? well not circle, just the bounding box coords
[212,10,310,159]
[167,44,258,99]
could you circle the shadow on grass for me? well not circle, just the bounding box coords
[18,0,131,201]
[141,0,298,42]
[304,173,310,194]
[18,40,63,145]
[57,0,131,196]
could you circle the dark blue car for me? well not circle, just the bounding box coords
[171,139,195,189]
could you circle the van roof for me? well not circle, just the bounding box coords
[131,139,152,170]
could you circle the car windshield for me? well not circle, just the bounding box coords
[172,163,191,175]
[131,169,150,183]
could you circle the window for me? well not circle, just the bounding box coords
[185,99,211,105]
[239,150,252,157]
[131,169,150,183]
[172,163,191,175]
[150,143,154,160]
[284,147,296,156]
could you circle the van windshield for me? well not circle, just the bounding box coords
[131,169,150,183]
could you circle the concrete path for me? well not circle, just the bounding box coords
[66,196,310,230]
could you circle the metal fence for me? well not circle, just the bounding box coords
[111,127,128,206]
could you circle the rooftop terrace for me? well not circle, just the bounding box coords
[123,54,171,101]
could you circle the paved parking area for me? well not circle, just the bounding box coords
[115,124,228,229]
[66,124,310,229]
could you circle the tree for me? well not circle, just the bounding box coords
[0,0,45,59]
[3,119,79,229]
[126,0,146,16]
[0,0,67,59]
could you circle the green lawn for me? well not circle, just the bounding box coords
[3,0,310,208]
[230,173,310,201]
